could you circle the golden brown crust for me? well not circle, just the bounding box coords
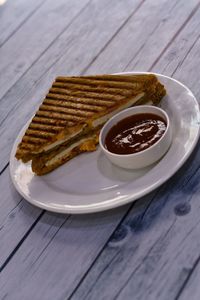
[15,74,166,169]
[32,134,99,176]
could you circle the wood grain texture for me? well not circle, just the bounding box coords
[177,257,200,300]
[126,1,200,72]
[0,0,45,47]
[68,6,200,300]
[86,0,200,74]
[0,0,89,100]
[0,167,42,267]
[0,206,132,300]
[152,9,200,95]
[0,0,142,279]
[69,151,200,300]
[0,0,142,173]
[1,0,200,299]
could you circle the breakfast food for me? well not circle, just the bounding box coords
[15,74,166,175]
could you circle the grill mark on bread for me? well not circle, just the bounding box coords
[22,136,48,144]
[17,146,33,152]
[31,131,100,175]
[81,74,157,83]
[15,74,166,166]
[46,95,115,108]
[29,123,65,133]
[52,82,133,96]
[56,77,138,89]
[36,110,85,121]
[25,129,55,139]
[44,98,107,112]
[40,104,95,117]
[32,116,75,127]
[49,87,125,102]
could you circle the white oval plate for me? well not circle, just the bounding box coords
[10,72,200,214]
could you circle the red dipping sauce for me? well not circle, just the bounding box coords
[105,113,167,155]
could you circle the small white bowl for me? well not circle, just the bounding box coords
[99,105,172,169]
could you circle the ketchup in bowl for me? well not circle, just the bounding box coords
[105,113,167,155]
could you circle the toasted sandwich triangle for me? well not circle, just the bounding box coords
[15,74,166,175]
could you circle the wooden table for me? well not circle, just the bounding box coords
[1,0,200,299]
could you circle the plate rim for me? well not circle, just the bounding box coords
[10,72,200,214]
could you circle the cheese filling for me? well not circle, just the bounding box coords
[45,95,153,167]
[45,136,96,166]
[43,93,145,153]
[92,93,144,127]
[43,127,84,152]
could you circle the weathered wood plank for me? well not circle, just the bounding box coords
[3,145,200,300]
[66,10,200,300]
[0,0,143,272]
[0,0,196,175]
[0,0,89,101]
[0,167,42,267]
[0,0,142,173]
[0,205,132,300]
[126,1,200,72]
[86,0,200,74]
[68,154,200,300]
[1,1,200,299]
[152,19,200,92]
[0,0,45,47]
[177,257,200,300]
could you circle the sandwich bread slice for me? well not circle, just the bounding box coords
[15,74,166,175]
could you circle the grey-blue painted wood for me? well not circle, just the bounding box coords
[0,0,143,278]
[177,258,200,300]
[0,206,131,300]
[0,0,89,100]
[0,0,194,271]
[0,0,45,47]
[0,0,142,173]
[87,0,200,74]
[0,167,42,267]
[1,0,200,299]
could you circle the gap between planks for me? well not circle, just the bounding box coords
[0,0,200,296]
[67,202,136,300]
[1,0,199,177]
[0,0,91,103]
[0,0,200,273]
[0,0,48,48]
[0,0,146,272]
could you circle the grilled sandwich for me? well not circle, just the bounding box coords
[15,74,166,175]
